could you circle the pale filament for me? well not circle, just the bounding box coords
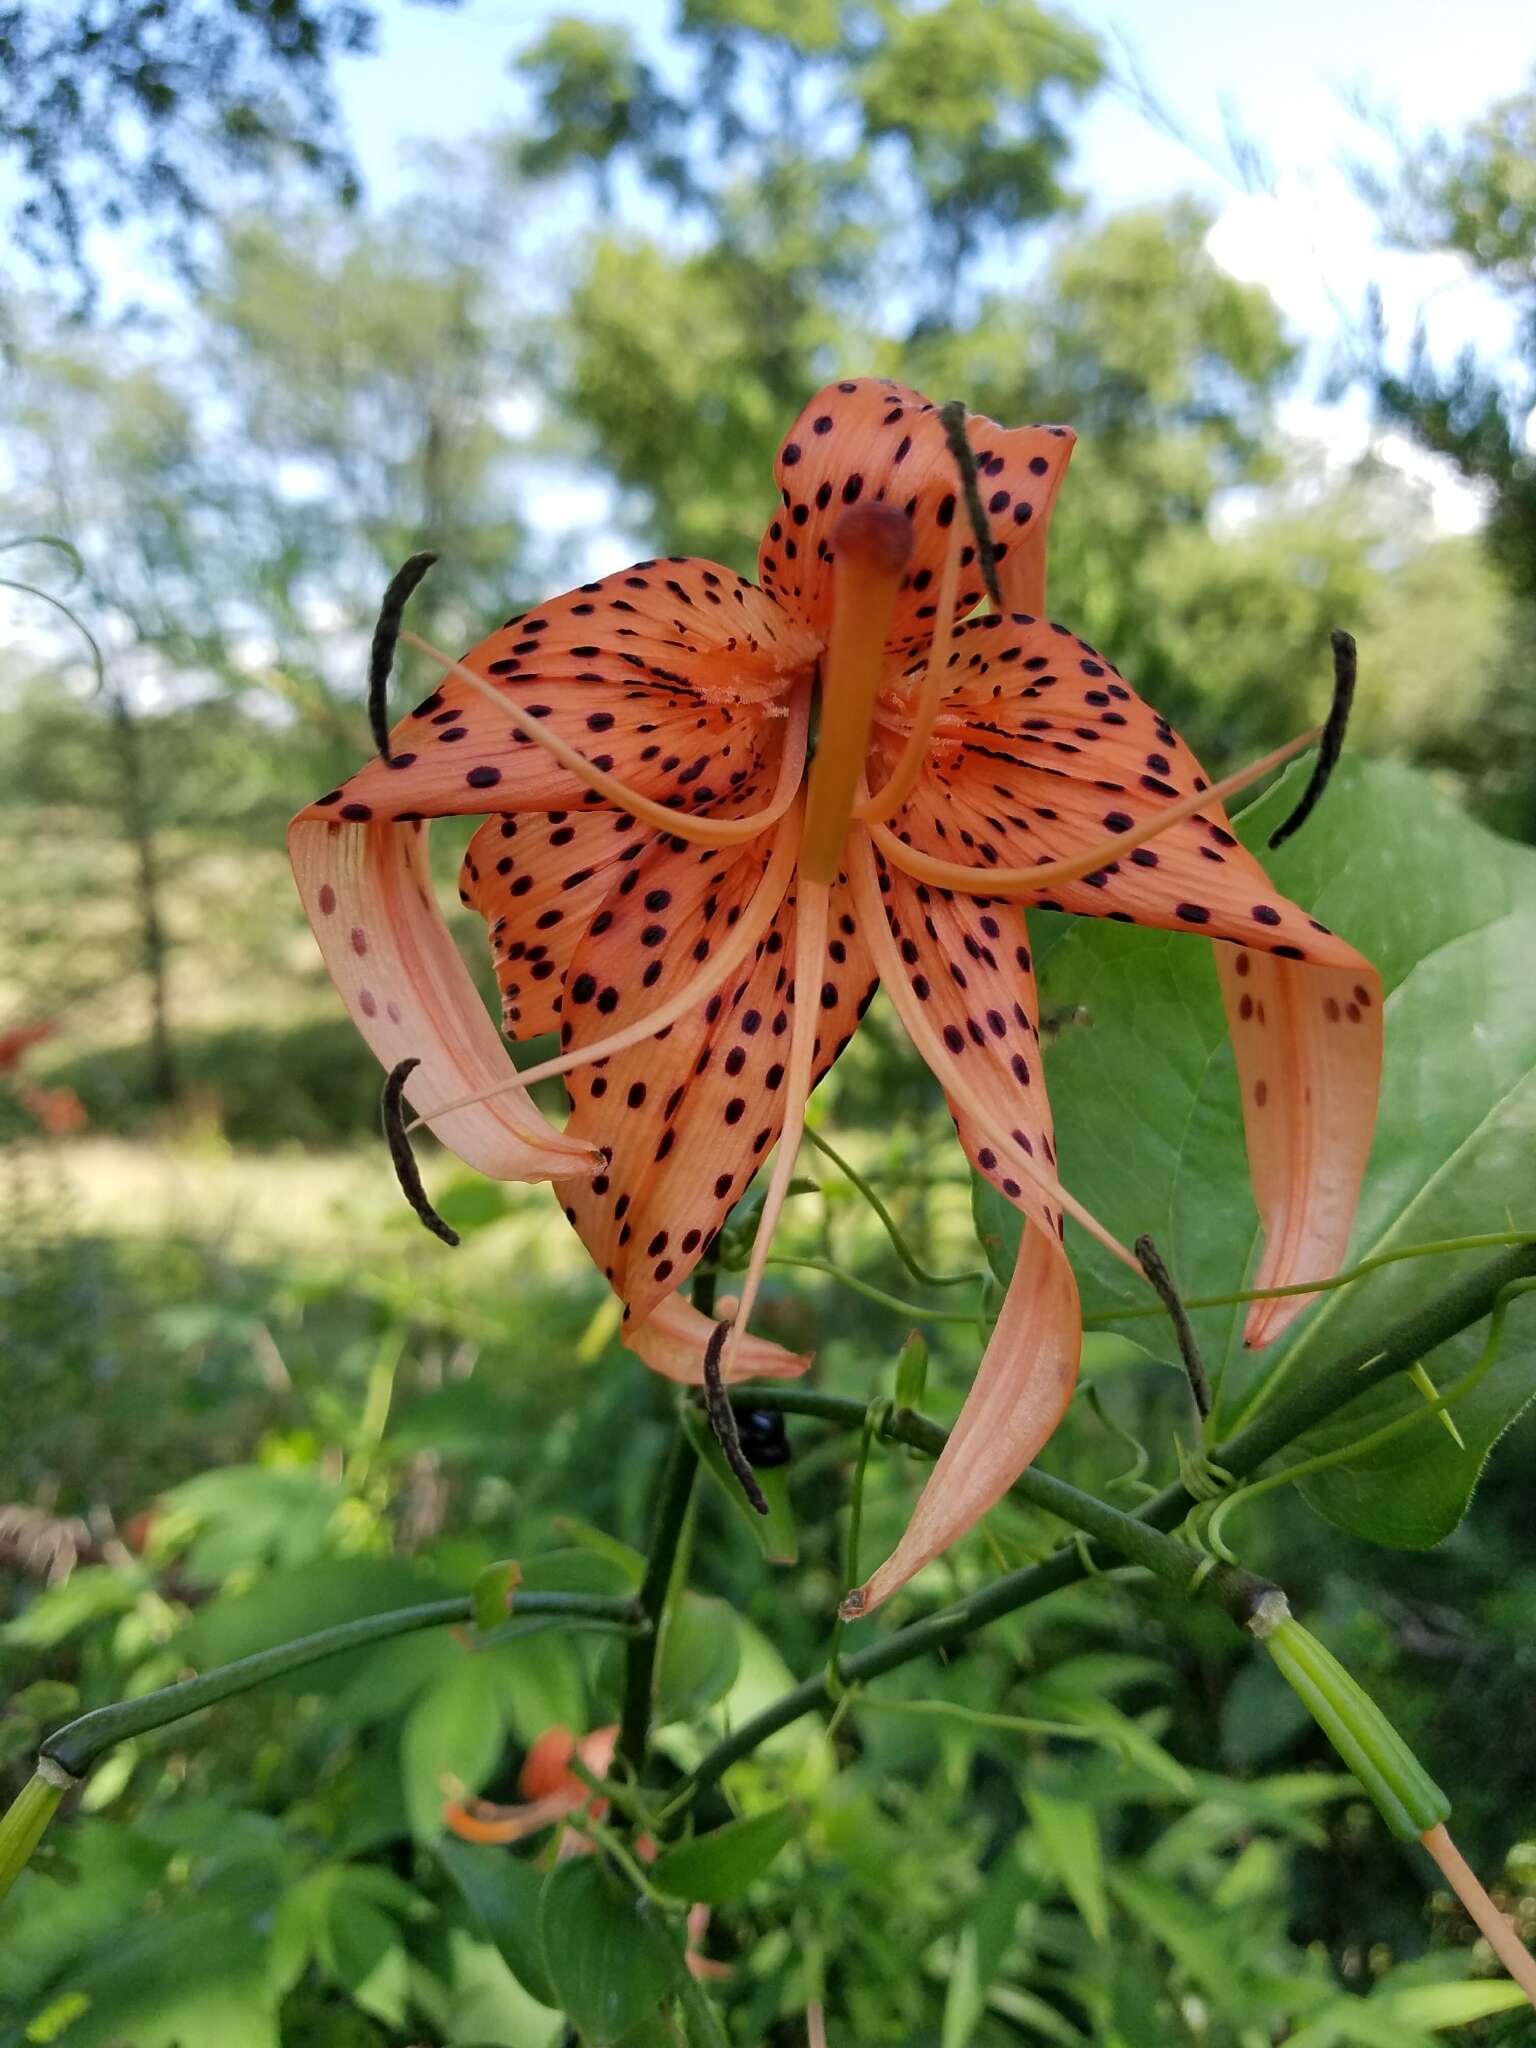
[405,792,806,1134]
[856,517,964,825]
[400,630,811,850]
[847,830,1142,1276]
[718,876,831,1374]
[870,725,1320,902]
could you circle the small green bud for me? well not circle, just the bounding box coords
[1259,1614,1449,1841]
[894,1331,929,1411]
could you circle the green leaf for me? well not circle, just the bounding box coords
[1025,758,1536,1545]
[651,1805,798,1904]
[400,1651,508,1840]
[655,1594,740,1724]
[473,1560,524,1634]
[682,1408,797,1564]
[438,1839,559,2010]
[537,1858,683,2042]
[326,1894,410,2025]
[1023,1788,1109,1942]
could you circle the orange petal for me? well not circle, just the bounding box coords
[626,1290,811,1383]
[1216,947,1383,1347]
[556,850,876,1329]
[759,378,1074,648]
[293,558,811,827]
[886,612,1364,971]
[289,816,594,1182]
[848,1225,1080,1615]
[441,1788,583,1843]
[460,809,658,1039]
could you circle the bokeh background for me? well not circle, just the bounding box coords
[3,2,1536,2042]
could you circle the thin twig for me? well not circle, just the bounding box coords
[369,552,438,761]
[1268,629,1356,848]
[939,400,1003,615]
[381,1057,460,1247]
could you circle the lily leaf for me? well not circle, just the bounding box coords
[1008,758,1536,1547]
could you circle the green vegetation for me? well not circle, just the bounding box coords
[3,4,1535,2041]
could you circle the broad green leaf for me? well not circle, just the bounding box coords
[651,1806,798,1904]
[1023,1789,1108,1942]
[655,1594,740,1724]
[326,1894,410,2025]
[441,1926,564,2048]
[400,1650,508,1840]
[1019,759,1536,1546]
[537,1858,683,2042]
[549,1517,648,1587]
[682,1407,798,1564]
[0,1567,143,1649]
[438,1840,559,2010]
[13,1895,279,2048]
[161,1464,343,1578]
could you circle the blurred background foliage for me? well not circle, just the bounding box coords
[3,0,1536,2041]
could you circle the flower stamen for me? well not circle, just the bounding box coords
[857,517,964,826]
[848,830,1142,1276]
[400,630,811,849]
[404,794,805,1133]
[716,875,833,1376]
[870,726,1320,901]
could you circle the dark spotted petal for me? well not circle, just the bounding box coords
[759,377,1073,650]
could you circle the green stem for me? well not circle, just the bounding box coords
[619,1418,699,1774]
[1082,1230,1535,1328]
[766,1254,980,1324]
[740,1389,1270,1622]
[41,1593,635,1778]
[0,1768,70,1903]
[803,1126,981,1288]
[682,1245,1536,1794]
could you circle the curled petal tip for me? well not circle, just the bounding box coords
[837,1587,869,1622]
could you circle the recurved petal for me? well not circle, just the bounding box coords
[289,816,595,1182]
[555,857,878,1333]
[627,1291,811,1384]
[293,558,811,826]
[868,853,1062,1238]
[848,1227,1080,1614]
[1216,946,1383,1348]
[893,612,1363,970]
[759,377,1074,648]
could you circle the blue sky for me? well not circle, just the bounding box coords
[330,0,1533,531]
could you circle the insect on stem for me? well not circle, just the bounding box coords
[382,1057,461,1247]
[368,552,438,761]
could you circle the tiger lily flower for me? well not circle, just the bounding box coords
[290,376,1381,1614]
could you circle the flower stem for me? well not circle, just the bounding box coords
[682,1244,1536,1793]
[619,1417,699,1774]
[0,1766,72,1904]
